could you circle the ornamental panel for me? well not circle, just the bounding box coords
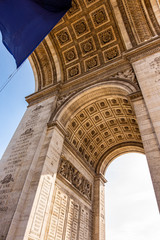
[90,5,110,28]
[72,17,90,38]
[58,157,92,201]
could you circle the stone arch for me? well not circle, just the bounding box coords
[53,80,139,125]
[98,144,144,175]
[48,82,143,174]
[28,36,62,91]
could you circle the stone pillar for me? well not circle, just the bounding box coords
[0,96,56,240]
[132,51,160,147]
[93,174,107,240]
[130,92,160,211]
[21,123,65,240]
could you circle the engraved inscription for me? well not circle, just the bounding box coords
[30,177,52,236]
[46,185,92,240]
[65,199,79,240]
[47,187,68,240]
[78,208,92,240]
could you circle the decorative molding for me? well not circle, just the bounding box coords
[117,0,153,44]
[123,38,160,63]
[56,91,77,109]
[95,173,107,183]
[47,120,67,137]
[58,157,92,201]
[25,84,59,105]
[128,91,143,101]
[109,67,137,84]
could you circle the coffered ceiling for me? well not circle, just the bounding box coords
[32,0,125,88]
[66,96,142,170]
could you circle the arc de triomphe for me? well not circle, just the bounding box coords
[0,0,160,239]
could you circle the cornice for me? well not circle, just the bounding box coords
[47,120,67,137]
[25,83,60,106]
[128,91,143,102]
[94,174,107,184]
[123,37,160,63]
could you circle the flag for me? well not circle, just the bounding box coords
[0,0,71,67]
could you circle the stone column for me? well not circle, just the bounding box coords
[130,92,160,211]
[93,174,107,240]
[132,51,160,147]
[5,121,65,240]
[0,96,56,240]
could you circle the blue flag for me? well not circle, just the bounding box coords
[0,0,71,67]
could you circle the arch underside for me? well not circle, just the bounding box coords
[47,85,144,175]
[28,0,160,91]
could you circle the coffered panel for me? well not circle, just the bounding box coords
[48,0,125,82]
[66,96,142,171]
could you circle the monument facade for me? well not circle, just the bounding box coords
[0,0,160,239]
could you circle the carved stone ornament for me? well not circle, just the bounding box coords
[0,174,14,184]
[58,157,92,200]
[32,105,44,111]
[21,128,34,135]
[150,57,160,74]
[110,68,137,84]
[56,91,77,109]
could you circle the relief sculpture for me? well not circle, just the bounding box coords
[0,174,14,184]
[58,157,92,200]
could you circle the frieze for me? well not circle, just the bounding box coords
[58,157,92,201]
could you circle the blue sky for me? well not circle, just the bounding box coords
[0,32,35,159]
[0,32,160,239]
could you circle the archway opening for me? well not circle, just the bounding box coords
[105,153,160,240]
